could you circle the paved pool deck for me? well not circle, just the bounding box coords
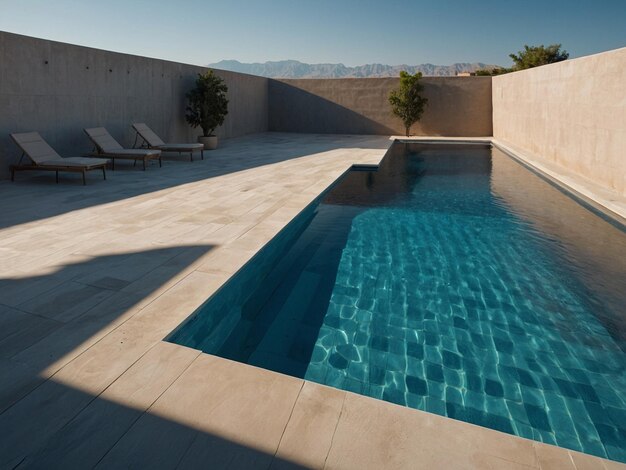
[0,132,623,469]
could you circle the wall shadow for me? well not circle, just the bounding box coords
[268,78,493,137]
[0,132,391,230]
[415,78,493,137]
[0,245,213,411]
[269,81,398,135]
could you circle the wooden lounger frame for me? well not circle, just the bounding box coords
[9,145,107,186]
[85,150,162,171]
[133,134,202,162]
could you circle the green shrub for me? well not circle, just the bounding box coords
[185,70,229,137]
[389,71,428,137]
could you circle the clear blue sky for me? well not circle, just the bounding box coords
[1,0,624,66]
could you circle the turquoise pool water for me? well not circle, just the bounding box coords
[169,143,626,462]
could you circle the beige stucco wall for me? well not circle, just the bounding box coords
[0,32,269,180]
[492,47,626,196]
[269,77,492,136]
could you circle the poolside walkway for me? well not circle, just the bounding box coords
[0,132,621,469]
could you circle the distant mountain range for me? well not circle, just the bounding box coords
[208,60,500,78]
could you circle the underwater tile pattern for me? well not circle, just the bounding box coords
[170,144,626,463]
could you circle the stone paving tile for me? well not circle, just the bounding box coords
[18,342,200,469]
[0,357,44,413]
[471,456,537,469]
[10,291,146,376]
[0,377,95,468]
[0,330,158,466]
[271,381,345,470]
[324,391,539,469]
[98,354,304,469]
[569,449,626,470]
[0,270,70,307]
[534,442,577,469]
[17,280,116,323]
[117,245,216,311]
[0,304,62,358]
[120,270,231,341]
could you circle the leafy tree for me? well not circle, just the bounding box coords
[389,71,428,136]
[185,70,229,137]
[475,67,511,76]
[509,44,569,70]
[475,44,569,75]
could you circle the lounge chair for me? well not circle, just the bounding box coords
[84,127,162,170]
[9,132,108,185]
[132,123,204,161]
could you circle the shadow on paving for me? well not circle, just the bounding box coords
[0,245,214,408]
[0,132,390,230]
[2,381,310,469]
[0,244,313,468]
[0,245,214,411]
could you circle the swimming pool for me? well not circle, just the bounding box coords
[169,142,626,462]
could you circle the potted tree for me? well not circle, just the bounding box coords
[185,70,229,150]
[388,71,428,136]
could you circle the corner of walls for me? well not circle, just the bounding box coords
[268,76,493,137]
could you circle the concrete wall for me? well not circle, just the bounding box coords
[492,47,626,196]
[269,77,492,136]
[0,32,268,179]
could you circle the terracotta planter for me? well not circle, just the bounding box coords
[198,135,218,150]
